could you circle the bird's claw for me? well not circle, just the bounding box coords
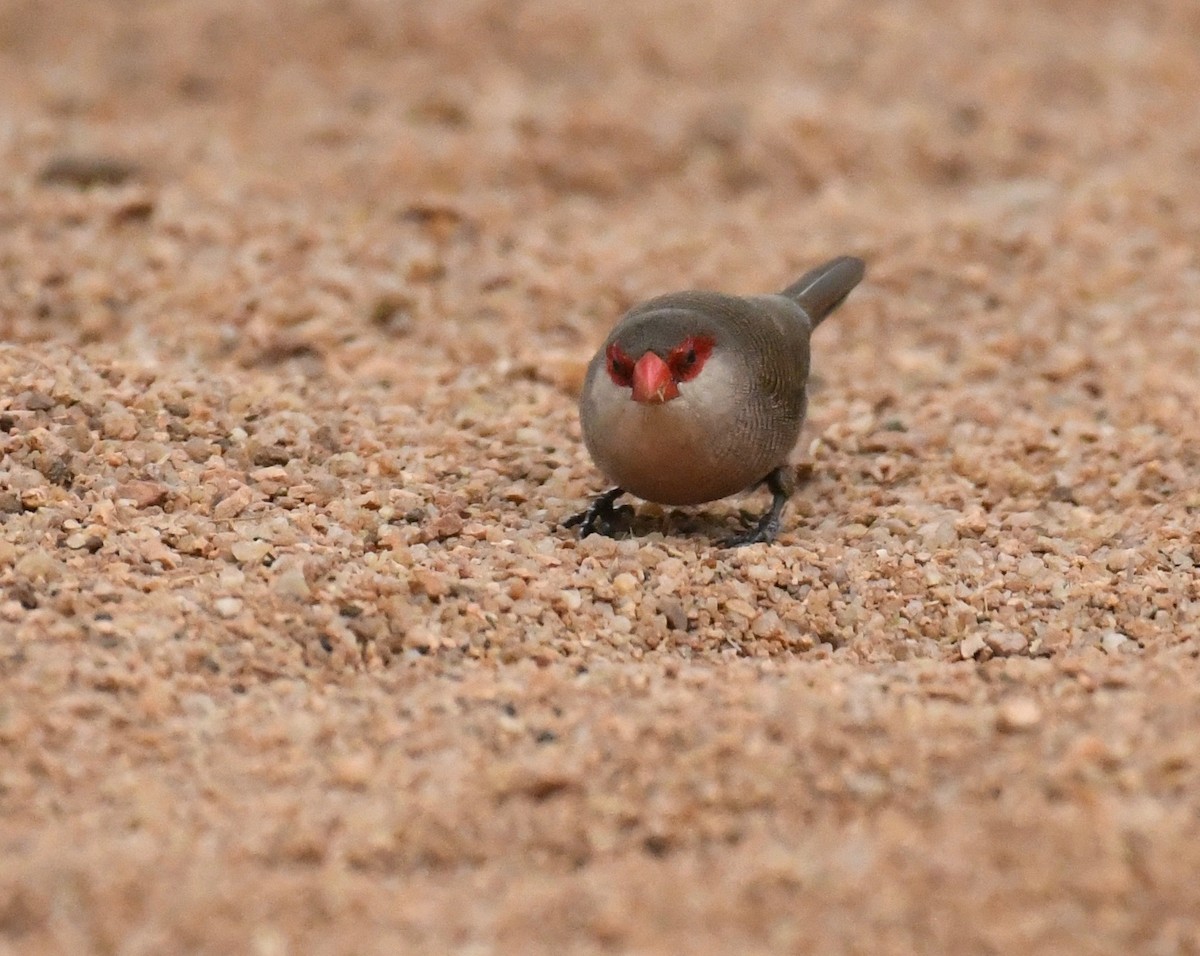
[723,467,790,547]
[566,470,792,546]
[724,516,781,548]
[563,488,625,538]
[561,508,600,537]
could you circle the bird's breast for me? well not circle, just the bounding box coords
[580,356,782,505]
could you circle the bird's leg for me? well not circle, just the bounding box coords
[725,466,795,547]
[563,487,625,538]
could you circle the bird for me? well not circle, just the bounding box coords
[564,255,865,546]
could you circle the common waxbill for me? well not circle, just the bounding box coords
[565,255,865,546]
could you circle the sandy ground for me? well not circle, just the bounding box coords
[3,1,1200,953]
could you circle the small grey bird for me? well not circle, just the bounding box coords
[564,256,864,546]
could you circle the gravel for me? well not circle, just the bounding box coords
[3,0,1200,953]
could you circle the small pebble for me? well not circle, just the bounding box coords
[213,486,254,521]
[14,549,61,581]
[115,480,170,509]
[996,698,1042,733]
[612,572,640,595]
[231,540,271,564]
[660,601,688,631]
[1101,631,1132,655]
[38,153,140,187]
[960,632,987,660]
[984,631,1029,657]
[213,597,243,619]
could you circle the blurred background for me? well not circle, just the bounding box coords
[1,0,1198,399]
[4,0,1195,198]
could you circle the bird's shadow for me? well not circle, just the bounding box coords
[578,502,756,544]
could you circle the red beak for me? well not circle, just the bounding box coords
[631,352,679,404]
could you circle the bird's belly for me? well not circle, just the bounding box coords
[585,402,764,505]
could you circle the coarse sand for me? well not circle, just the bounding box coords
[3,1,1200,953]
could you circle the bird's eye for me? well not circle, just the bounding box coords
[605,344,634,386]
[666,335,714,381]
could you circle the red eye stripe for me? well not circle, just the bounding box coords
[605,343,635,386]
[666,335,715,382]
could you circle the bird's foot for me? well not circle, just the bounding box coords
[562,487,625,538]
[724,512,782,548]
[723,465,793,548]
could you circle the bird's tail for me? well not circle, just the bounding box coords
[781,256,865,328]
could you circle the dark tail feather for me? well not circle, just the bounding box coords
[781,256,865,328]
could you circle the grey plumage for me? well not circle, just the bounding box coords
[568,256,865,545]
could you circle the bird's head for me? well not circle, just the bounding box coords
[603,321,717,405]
